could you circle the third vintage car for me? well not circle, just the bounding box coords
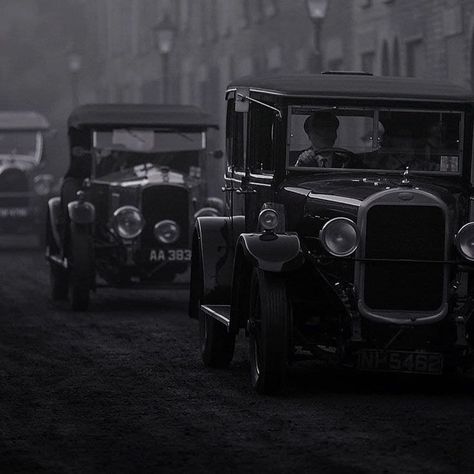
[46,103,222,310]
[190,72,474,394]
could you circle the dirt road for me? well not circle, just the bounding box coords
[0,250,473,473]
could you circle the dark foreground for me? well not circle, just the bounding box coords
[0,250,473,473]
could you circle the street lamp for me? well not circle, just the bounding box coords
[153,14,176,104]
[67,52,82,107]
[305,0,329,73]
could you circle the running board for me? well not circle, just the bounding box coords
[200,305,231,327]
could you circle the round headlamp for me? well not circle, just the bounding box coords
[113,206,144,239]
[258,209,279,231]
[320,217,359,257]
[154,219,180,244]
[455,222,474,261]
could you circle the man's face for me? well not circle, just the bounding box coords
[308,126,337,150]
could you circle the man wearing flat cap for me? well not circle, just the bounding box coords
[296,111,340,167]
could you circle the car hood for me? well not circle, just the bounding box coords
[280,171,469,231]
[96,168,190,188]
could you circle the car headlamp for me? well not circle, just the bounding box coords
[320,217,359,257]
[113,206,144,239]
[33,174,53,196]
[258,209,279,231]
[154,219,180,244]
[455,222,474,261]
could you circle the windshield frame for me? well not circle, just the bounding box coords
[0,130,43,163]
[286,105,465,176]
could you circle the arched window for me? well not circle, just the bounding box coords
[381,41,390,76]
[392,38,400,76]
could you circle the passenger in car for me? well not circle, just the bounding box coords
[295,111,340,167]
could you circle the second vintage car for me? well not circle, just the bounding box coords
[0,111,54,244]
[190,72,474,394]
[46,103,223,310]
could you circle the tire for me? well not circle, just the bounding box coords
[193,239,235,367]
[249,269,291,395]
[69,223,94,311]
[199,310,235,368]
[50,263,69,301]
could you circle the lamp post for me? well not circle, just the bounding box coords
[68,52,82,107]
[305,0,329,73]
[153,14,176,104]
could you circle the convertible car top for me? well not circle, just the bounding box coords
[68,104,219,130]
[0,111,50,131]
[227,73,473,102]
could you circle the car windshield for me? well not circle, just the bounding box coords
[288,106,464,174]
[92,129,204,178]
[0,131,41,161]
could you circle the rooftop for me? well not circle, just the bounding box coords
[0,111,50,131]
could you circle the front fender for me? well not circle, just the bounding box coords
[189,215,245,318]
[68,200,95,225]
[237,232,304,272]
[47,196,62,250]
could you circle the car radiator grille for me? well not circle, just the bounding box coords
[141,184,190,249]
[0,168,29,193]
[362,204,446,312]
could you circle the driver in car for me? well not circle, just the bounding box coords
[295,111,340,167]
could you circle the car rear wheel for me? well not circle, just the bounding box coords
[249,269,291,395]
[69,223,94,311]
[199,310,235,368]
[193,239,235,367]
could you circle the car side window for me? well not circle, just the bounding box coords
[248,105,275,173]
[226,98,245,172]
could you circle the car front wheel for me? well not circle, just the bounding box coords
[249,269,291,395]
[69,223,94,311]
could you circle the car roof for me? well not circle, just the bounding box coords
[0,111,50,131]
[227,73,474,102]
[68,104,219,129]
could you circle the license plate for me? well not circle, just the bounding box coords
[0,207,29,218]
[149,249,191,262]
[357,350,443,375]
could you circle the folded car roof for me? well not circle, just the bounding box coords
[68,104,219,129]
[0,111,50,131]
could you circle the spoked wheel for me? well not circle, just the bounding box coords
[69,223,94,311]
[249,269,291,395]
[50,263,69,301]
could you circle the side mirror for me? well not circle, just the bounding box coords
[235,88,250,113]
[211,150,224,159]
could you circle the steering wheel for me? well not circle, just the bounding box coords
[314,147,357,168]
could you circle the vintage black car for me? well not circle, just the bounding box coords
[46,104,222,310]
[0,111,54,242]
[190,72,474,394]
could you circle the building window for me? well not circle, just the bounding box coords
[392,38,400,76]
[406,38,425,77]
[361,51,375,74]
[381,41,390,76]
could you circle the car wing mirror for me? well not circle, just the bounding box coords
[235,88,250,113]
[235,88,282,119]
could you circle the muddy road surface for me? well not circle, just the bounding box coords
[0,250,473,473]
